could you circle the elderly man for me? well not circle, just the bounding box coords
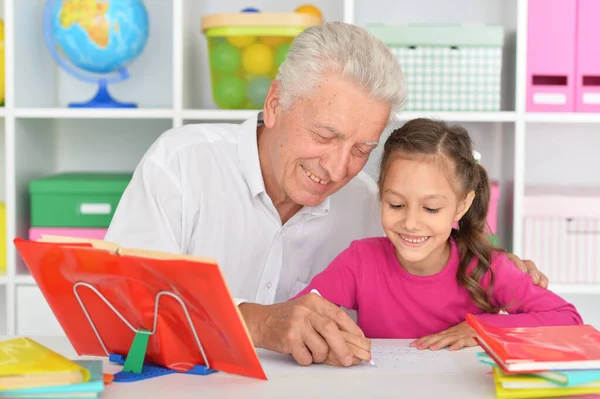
[105,22,547,368]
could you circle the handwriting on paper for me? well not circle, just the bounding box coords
[363,345,462,374]
[258,341,462,376]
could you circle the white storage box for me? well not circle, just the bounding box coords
[523,186,600,284]
[367,24,504,111]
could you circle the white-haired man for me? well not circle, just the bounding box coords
[105,22,547,367]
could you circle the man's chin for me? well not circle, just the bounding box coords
[290,181,345,207]
[293,192,330,208]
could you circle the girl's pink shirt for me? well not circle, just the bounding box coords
[294,237,583,338]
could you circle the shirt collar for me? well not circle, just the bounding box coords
[237,112,330,215]
[237,112,266,198]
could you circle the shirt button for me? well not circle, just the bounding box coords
[266,282,272,289]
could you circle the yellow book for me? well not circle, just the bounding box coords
[0,337,91,390]
[492,368,600,399]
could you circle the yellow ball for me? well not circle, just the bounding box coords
[260,36,289,47]
[227,35,257,48]
[242,43,273,75]
[294,4,323,20]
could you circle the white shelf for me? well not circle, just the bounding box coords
[182,109,260,121]
[14,275,35,285]
[6,109,522,123]
[396,111,517,123]
[14,108,175,119]
[525,112,600,124]
[549,284,600,295]
[0,276,7,285]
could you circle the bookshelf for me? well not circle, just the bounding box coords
[1,0,598,336]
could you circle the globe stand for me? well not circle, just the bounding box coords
[69,79,137,108]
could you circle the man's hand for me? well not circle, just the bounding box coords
[505,253,549,289]
[410,322,478,351]
[239,293,371,367]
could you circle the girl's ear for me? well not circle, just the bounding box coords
[454,190,475,222]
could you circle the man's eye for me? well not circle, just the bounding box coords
[312,132,333,143]
[353,147,370,157]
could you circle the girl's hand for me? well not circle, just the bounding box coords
[410,322,478,351]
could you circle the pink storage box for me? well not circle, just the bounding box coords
[527,0,577,112]
[28,227,108,241]
[575,0,600,112]
[487,181,500,234]
[522,186,600,284]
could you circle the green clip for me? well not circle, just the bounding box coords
[122,329,151,374]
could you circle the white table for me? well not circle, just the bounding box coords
[7,336,499,399]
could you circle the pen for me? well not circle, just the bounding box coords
[310,289,377,367]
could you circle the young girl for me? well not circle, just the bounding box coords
[295,118,583,352]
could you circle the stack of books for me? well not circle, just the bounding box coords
[466,314,600,399]
[0,337,107,398]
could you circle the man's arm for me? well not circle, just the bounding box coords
[239,242,371,367]
[239,296,371,367]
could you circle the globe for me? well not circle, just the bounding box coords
[43,0,149,108]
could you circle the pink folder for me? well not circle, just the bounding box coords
[575,0,600,112]
[527,0,577,112]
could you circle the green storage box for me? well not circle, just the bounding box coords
[29,172,132,228]
[367,24,504,112]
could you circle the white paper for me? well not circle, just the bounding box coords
[366,344,462,374]
[257,340,462,376]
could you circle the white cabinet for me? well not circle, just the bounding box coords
[16,285,64,336]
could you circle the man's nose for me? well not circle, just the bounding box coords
[322,145,351,182]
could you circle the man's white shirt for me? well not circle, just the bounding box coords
[105,113,384,305]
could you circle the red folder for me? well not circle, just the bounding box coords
[14,237,267,380]
[467,313,600,373]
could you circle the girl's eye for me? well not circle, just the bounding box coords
[425,207,440,213]
[389,203,404,209]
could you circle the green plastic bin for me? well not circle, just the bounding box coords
[367,24,505,112]
[29,172,132,228]
[201,12,321,109]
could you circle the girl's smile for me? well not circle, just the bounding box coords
[398,233,431,247]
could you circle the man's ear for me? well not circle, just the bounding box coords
[454,190,475,222]
[262,80,281,129]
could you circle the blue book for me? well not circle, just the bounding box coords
[0,359,104,398]
[477,352,600,387]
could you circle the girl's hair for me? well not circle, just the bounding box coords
[378,118,502,313]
